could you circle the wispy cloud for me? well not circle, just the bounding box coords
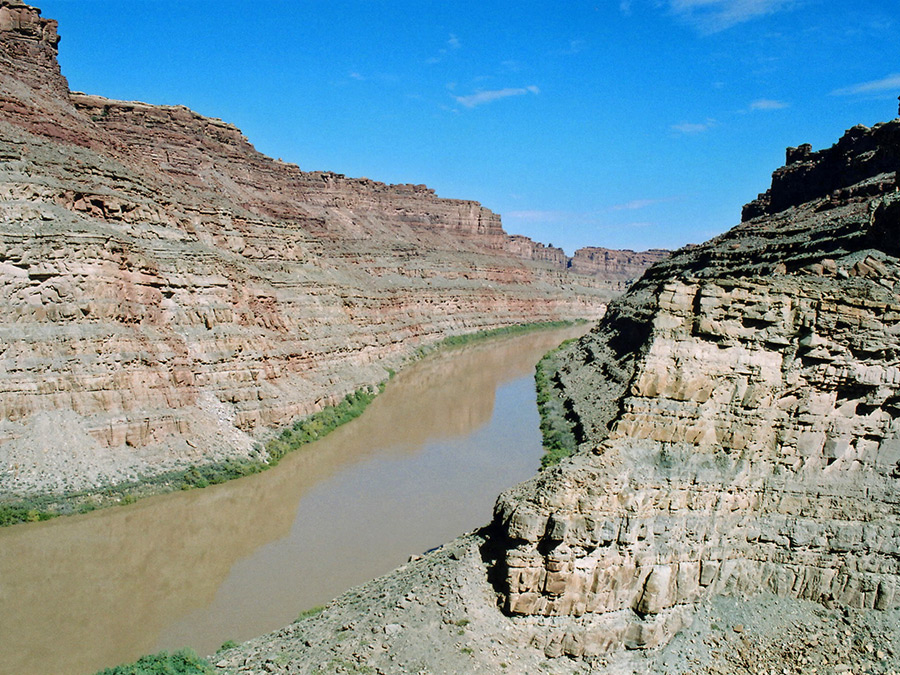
[426,34,462,64]
[454,85,540,108]
[671,118,716,134]
[667,0,797,33]
[610,196,680,211]
[505,209,567,222]
[831,73,900,96]
[564,39,586,55]
[749,98,789,110]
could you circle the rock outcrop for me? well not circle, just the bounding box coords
[489,118,900,656]
[0,3,655,499]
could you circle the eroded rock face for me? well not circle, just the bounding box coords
[489,119,900,656]
[0,6,654,497]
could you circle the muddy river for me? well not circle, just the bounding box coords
[0,325,588,675]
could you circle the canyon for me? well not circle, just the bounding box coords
[4,2,899,674]
[0,1,664,504]
[216,113,900,673]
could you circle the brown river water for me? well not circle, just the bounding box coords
[0,325,588,675]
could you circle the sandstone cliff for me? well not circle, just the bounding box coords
[0,2,651,500]
[214,118,900,674]
[490,118,900,655]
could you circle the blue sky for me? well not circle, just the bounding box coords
[36,1,899,254]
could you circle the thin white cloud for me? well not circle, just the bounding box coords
[831,73,900,96]
[349,72,364,81]
[749,98,789,110]
[426,34,462,65]
[668,0,796,33]
[564,39,586,54]
[454,85,540,108]
[671,118,716,134]
[620,0,633,15]
[610,196,680,211]
[505,209,567,222]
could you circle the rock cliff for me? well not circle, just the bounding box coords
[490,118,900,656]
[0,3,653,500]
[215,116,900,675]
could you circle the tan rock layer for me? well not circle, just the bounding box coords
[569,246,670,282]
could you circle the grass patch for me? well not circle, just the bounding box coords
[313,659,374,675]
[535,337,581,468]
[296,605,326,621]
[0,457,269,526]
[93,648,213,675]
[421,320,585,356]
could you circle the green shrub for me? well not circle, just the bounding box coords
[93,648,213,675]
[0,504,53,526]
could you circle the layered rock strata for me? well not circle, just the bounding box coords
[569,246,670,282]
[489,119,900,656]
[0,3,649,499]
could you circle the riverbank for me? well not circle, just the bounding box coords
[3,324,589,675]
[0,320,589,527]
[103,532,900,675]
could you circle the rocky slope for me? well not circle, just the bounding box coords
[0,2,663,500]
[217,119,900,673]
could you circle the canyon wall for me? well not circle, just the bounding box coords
[488,118,900,656]
[0,2,654,499]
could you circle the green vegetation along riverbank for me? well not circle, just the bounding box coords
[0,320,588,527]
[534,337,584,468]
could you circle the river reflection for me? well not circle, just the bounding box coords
[0,326,588,675]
